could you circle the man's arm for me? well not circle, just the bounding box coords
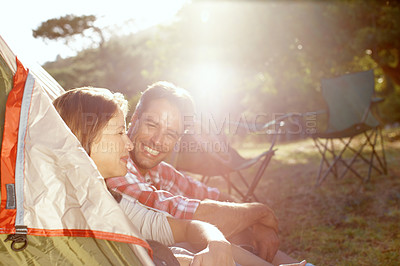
[160,162,220,200]
[192,199,281,262]
[192,199,279,238]
[122,188,202,219]
[106,175,202,219]
[251,224,280,262]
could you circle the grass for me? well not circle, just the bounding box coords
[206,128,400,265]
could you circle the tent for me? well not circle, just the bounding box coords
[0,35,154,265]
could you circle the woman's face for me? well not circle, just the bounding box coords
[90,109,133,178]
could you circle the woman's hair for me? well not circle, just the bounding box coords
[53,87,128,155]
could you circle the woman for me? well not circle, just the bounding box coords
[53,87,307,266]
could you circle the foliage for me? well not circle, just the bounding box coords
[44,33,151,92]
[33,14,104,48]
[42,0,400,123]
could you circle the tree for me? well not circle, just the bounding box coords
[33,14,105,48]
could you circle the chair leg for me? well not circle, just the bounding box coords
[314,138,330,185]
[237,171,250,188]
[243,151,274,201]
[366,129,378,182]
[313,127,388,185]
[364,129,380,173]
[337,134,371,179]
[329,135,376,181]
[379,127,388,174]
[315,139,339,177]
[364,127,388,181]
[330,139,339,178]
[317,149,344,185]
[314,137,343,184]
[314,137,339,185]
[367,127,388,176]
[222,174,247,200]
[337,130,384,177]
[236,171,260,201]
[333,137,367,180]
[318,136,367,184]
[330,128,387,183]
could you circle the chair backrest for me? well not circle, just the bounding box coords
[322,70,379,134]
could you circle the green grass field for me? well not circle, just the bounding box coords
[207,129,400,265]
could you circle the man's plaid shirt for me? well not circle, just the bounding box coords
[106,158,220,219]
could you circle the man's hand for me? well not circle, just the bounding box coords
[191,240,235,266]
[259,211,279,234]
[252,224,280,262]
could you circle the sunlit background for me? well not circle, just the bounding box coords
[1,0,399,132]
[0,0,187,63]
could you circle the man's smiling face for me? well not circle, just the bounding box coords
[130,98,183,175]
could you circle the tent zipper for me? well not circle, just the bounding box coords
[5,72,34,251]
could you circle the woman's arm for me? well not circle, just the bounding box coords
[119,193,232,265]
[167,217,235,266]
[119,195,175,246]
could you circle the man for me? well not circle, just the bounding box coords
[106,81,298,264]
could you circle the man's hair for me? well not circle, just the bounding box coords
[134,81,195,120]
[53,87,128,155]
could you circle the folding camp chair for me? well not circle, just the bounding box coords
[167,115,291,202]
[312,70,387,186]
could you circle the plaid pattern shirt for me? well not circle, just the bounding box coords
[106,158,220,219]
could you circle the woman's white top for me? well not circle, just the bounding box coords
[119,194,175,246]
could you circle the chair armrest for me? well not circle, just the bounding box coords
[226,110,327,136]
